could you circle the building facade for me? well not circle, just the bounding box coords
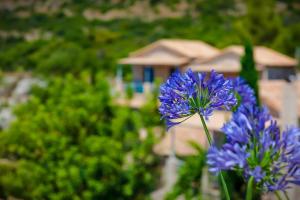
[118,40,298,94]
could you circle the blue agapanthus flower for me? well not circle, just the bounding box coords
[159,69,237,129]
[207,104,300,192]
[230,77,256,107]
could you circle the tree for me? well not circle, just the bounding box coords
[235,0,282,45]
[195,0,235,18]
[240,42,259,102]
[29,40,101,75]
[0,40,45,71]
[0,75,159,199]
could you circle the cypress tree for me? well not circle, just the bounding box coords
[240,42,260,103]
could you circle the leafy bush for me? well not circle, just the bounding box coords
[0,75,159,199]
[29,40,101,75]
[0,40,46,71]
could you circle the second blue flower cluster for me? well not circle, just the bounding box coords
[159,69,300,192]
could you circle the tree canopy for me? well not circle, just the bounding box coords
[0,75,159,199]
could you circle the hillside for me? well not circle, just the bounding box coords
[0,1,299,74]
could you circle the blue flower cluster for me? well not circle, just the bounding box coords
[207,105,300,191]
[231,77,256,107]
[159,69,237,129]
[159,69,300,194]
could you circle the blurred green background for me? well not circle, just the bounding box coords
[0,0,299,199]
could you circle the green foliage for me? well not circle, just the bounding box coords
[0,12,242,75]
[272,23,300,56]
[0,75,159,199]
[125,84,134,99]
[0,1,298,199]
[0,70,3,81]
[233,0,300,57]
[165,145,205,200]
[195,0,235,17]
[236,0,282,44]
[220,171,261,200]
[29,40,101,75]
[88,28,121,46]
[0,40,45,71]
[240,42,259,102]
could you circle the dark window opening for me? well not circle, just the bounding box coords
[143,67,154,82]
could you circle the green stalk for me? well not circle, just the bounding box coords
[283,191,290,200]
[275,191,283,200]
[219,172,231,200]
[199,114,231,200]
[199,114,213,145]
[246,176,254,200]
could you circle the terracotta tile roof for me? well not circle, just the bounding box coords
[188,50,263,73]
[177,111,231,130]
[119,56,189,66]
[259,80,300,116]
[153,125,208,156]
[119,39,297,68]
[190,65,240,73]
[129,39,220,59]
[225,45,297,67]
[153,111,231,156]
[188,62,241,73]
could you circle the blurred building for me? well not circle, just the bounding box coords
[118,39,220,93]
[118,39,297,94]
[117,38,299,199]
[116,38,299,125]
[116,39,299,152]
[188,45,297,80]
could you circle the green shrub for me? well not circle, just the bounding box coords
[0,75,159,199]
[0,40,45,71]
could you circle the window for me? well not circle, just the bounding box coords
[143,67,154,82]
[170,67,178,75]
[267,67,295,80]
[170,67,177,75]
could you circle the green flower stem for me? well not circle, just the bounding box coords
[283,191,290,200]
[275,191,283,200]
[199,114,213,145]
[199,114,231,200]
[219,172,231,200]
[246,176,254,200]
